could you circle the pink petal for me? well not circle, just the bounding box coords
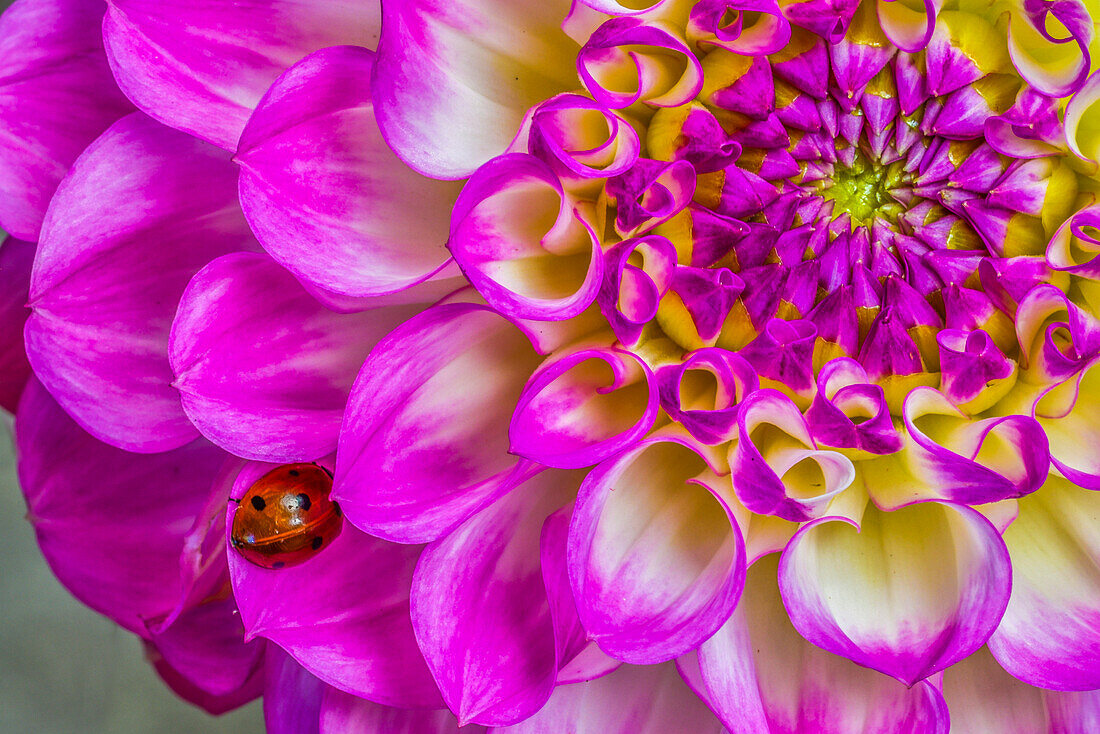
[170,252,421,462]
[510,347,658,469]
[103,0,380,149]
[988,476,1100,690]
[448,154,603,321]
[694,554,949,734]
[568,437,746,664]
[779,501,1011,685]
[17,377,227,636]
[372,0,579,178]
[237,45,462,298]
[0,236,34,411]
[943,645,1100,734]
[488,662,725,734]
[264,644,325,734]
[321,687,485,734]
[412,470,581,725]
[26,112,255,453]
[334,303,543,543]
[730,389,857,522]
[227,461,442,708]
[0,0,132,240]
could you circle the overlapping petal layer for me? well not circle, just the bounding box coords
[9,0,1100,730]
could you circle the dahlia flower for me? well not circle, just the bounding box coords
[5,0,1100,730]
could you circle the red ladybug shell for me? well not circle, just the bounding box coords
[231,463,343,570]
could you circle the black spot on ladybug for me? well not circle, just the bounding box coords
[251,496,266,511]
[288,469,300,477]
[333,501,342,517]
[311,536,323,550]
[297,493,312,511]
[272,561,286,569]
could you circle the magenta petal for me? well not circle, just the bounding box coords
[228,461,442,707]
[321,687,484,734]
[568,437,746,664]
[26,113,255,453]
[490,662,724,733]
[103,0,380,149]
[0,0,133,240]
[988,477,1100,691]
[170,252,419,462]
[334,303,543,544]
[695,554,949,734]
[731,389,856,521]
[17,378,227,636]
[237,45,462,298]
[0,237,34,412]
[412,469,580,726]
[779,501,1011,686]
[945,645,1100,734]
[510,348,658,469]
[149,642,263,716]
[449,154,603,321]
[372,0,578,178]
[149,595,265,698]
[264,644,324,734]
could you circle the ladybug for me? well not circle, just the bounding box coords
[230,463,343,570]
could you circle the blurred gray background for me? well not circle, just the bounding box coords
[0,1,262,729]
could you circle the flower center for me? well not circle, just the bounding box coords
[818,153,903,227]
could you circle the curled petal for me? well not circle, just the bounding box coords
[0,0,133,240]
[780,0,860,42]
[169,252,422,462]
[103,0,379,149]
[568,438,745,664]
[738,318,818,400]
[449,154,602,321]
[1006,0,1094,98]
[527,93,641,181]
[937,329,1018,413]
[1047,203,1100,280]
[372,0,577,178]
[17,378,227,636]
[1026,359,1100,490]
[334,303,543,543]
[903,387,1049,504]
[412,470,580,726]
[876,0,941,53]
[606,158,697,236]
[805,358,903,455]
[237,45,461,298]
[228,461,441,707]
[694,554,949,734]
[687,0,792,55]
[490,662,725,734]
[578,17,704,110]
[1067,71,1100,163]
[779,501,1011,685]
[988,476,1100,690]
[656,348,758,444]
[26,113,254,453]
[510,348,658,469]
[731,389,856,521]
[597,235,677,345]
[1015,284,1100,382]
